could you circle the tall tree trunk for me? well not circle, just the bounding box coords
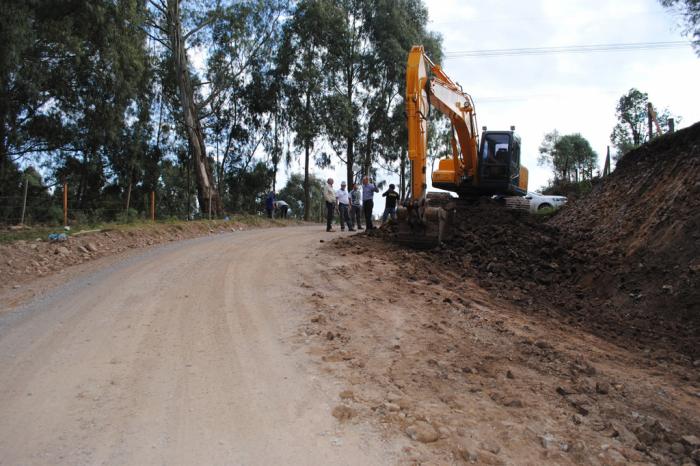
[303,139,310,221]
[166,0,221,216]
[303,89,311,221]
[125,180,132,212]
[345,63,354,185]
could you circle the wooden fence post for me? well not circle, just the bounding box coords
[20,173,28,225]
[150,191,155,221]
[208,186,212,221]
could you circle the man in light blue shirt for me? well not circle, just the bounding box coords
[362,176,379,230]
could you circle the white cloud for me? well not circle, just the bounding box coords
[422,0,700,191]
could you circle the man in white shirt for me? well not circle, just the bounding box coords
[275,199,289,218]
[335,181,355,232]
[323,178,337,232]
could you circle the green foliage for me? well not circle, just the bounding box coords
[541,178,597,200]
[226,161,274,214]
[538,132,598,183]
[610,88,679,159]
[660,0,700,54]
[278,173,325,220]
[0,0,442,225]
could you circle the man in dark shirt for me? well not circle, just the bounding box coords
[381,184,400,224]
[265,191,275,218]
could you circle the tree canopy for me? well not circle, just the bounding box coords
[660,0,700,54]
[538,131,598,183]
[610,88,678,158]
[0,0,442,225]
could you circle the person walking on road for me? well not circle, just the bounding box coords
[350,183,363,230]
[381,184,400,224]
[362,176,379,230]
[265,191,276,218]
[323,178,337,232]
[335,181,355,232]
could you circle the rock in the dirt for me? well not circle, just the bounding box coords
[480,441,501,454]
[505,398,523,408]
[534,339,553,349]
[310,315,326,324]
[78,245,89,254]
[325,331,335,340]
[595,381,610,395]
[557,385,575,396]
[383,402,400,412]
[331,405,355,421]
[339,390,354,400]
[397,398,413,410]
[691,448,700,462]
[670,442,686,455]
[564,394,591,416]
[437,426,451,439]
[405,421,439,443]
[55,246,70,255]
[455,443,502,465]
[506,370,515,379]
[681,435,700,449]
[539,433,556,449]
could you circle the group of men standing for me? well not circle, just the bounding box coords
[323,176,400,233]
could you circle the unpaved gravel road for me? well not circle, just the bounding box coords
[0,226,395,465]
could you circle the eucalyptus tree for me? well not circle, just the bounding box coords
[323,0,442,185]
[145,0,285,216]
[277,0,339,220]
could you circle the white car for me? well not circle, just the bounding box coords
[524,192,567,213]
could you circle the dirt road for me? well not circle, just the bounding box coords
[0,226,397,465]
[2,225,698,465]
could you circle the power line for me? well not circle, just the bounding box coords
[444,41,690,58]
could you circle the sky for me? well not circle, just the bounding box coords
[280,0,700,216]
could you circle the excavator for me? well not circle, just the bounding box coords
[396,45,529,247]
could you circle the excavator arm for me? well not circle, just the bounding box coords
[406,45,480,201]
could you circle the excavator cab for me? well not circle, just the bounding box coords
[478,130,527,196]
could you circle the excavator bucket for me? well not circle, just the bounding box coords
[395,197,455,249]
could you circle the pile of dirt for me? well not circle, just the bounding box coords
[550,122,700,343]
[375,122,700,359]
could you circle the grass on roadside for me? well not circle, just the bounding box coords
[0,214,306,244]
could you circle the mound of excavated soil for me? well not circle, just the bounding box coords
[550,122,700,355]
[375,122,700,359]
